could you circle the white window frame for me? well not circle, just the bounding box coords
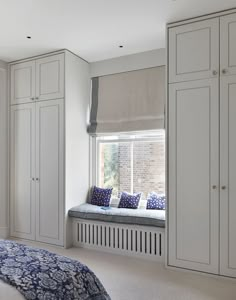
[90,131,165,200]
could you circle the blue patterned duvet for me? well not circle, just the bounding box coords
[0,240,110,300]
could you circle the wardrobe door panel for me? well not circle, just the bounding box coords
[220,75,236,277]
[35,99,64,246]
[220,13,236,76]
[168,79,219,274]
[10,103,36,240]
[169,18,219,83]
[11,61,35,105]
[36,54,64,101]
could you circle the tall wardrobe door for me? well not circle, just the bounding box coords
[169,18,219,83]
[35,54,64,102]
[220,13,236,76]
[10,61,35,105]
[220,75,236,277]
[35,99,64,246]
[10,103,36,240]
[168,79,219,274]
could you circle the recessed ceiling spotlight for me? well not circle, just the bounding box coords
[27,36,32,39]
[119,45,123,48]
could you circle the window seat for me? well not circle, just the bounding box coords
[68,203,165,228]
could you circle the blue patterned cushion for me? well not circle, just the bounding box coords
[146,192,166,210]
[118,192,141,209]
[91,186,113,207]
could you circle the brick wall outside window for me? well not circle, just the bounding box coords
[98,133,165,200]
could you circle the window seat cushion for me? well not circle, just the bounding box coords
[68,203,165,228]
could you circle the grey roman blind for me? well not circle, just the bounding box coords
[88,66,165,134]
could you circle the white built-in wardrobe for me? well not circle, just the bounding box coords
[10,50,90,247]
[167,11,236,278]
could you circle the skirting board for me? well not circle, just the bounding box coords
[165,265,236,281]
[0,227,9,239]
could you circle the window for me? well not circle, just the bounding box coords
[95,131,165,200]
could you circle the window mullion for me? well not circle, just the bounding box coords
[131,141,134,194]
[96,141,100,186]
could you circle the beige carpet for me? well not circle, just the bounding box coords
[3,240,236,300]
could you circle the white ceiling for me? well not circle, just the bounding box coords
[1,0,236,63]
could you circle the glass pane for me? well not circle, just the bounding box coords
[99,142,131,197]
[118,142,132,196]
[133,137,165,199]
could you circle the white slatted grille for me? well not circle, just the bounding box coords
[73,219,164,261]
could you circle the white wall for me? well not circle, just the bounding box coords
[64,51,91,247]
[90,48,166,77]
[0,60,8,238]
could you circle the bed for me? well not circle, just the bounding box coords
[0,240,110,300]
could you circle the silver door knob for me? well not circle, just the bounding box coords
[212,185,217,189]
[221,186,226,190]
[222,69,227,75]
[212,70,218,76]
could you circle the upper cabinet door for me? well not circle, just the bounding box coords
[220,13,236,76]
[169,18,219,83]
[220,75,236,278]
[11,61,35,105]
[168,78,220,274]
[36,53,64,101]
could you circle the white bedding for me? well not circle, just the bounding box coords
[0,280,25,300]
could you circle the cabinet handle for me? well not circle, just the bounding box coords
[212,185,217,190]
[35,178,39,181]
[35,97,39,100]
[30,178,35,181]
[222,69,227,75]
[212,70,218,76]
[221,186,226,190]
[30,97,35,101]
